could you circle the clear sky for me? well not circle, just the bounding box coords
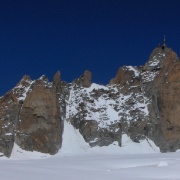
[1,0,180,95]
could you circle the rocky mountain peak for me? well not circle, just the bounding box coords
[145,46,173,69]
[19,75,31,84]
[82,70,92,87]
[72,70,92,88]
[53,71,61,87]
[1,43,180,157]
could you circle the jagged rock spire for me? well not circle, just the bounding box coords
[53,70,61,87]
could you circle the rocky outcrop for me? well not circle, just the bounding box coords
[79,120,121,147]
[110,66,140,91]
[15,77,63,154]
[82,70,92,87]
[72,70,92,88]
[53,71,61,87]
[0,75,64,157]
[0,93,19,157]
[0,75,32,157]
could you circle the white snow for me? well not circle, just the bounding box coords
[141,71,159,83]
[10,143,51,160]
[1,152,180,180]
[147,53,165,67]
[149,56,160,66]
[5,133,12,136]
[158,161,169,167]
[85,83,109,92]
[0,121,180,180]
[17,86,31,101]
[58,121,90,155]
[126,66,140,77]
[142,52,166,83]
[14,79,34,101]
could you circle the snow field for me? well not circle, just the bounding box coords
[0,153,180,180]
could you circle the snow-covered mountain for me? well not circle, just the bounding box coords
[0,43,180,158]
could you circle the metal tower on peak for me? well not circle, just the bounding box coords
[163,35,166,46]
[162,35,167,49]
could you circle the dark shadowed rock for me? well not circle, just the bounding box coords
[71,118,122,147]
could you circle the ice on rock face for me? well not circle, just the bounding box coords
[126,66,140,77]
[66,83,119,128]
[146,49,166,68]
[66,81,149,129]
[142,50,166,83]
[141,71,159,83]
[13,75,53,102]
[12,76,34,102]
[148,53,165,67]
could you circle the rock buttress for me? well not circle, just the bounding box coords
[0,75,32,157]
[148,48,180,152]
[15,78,63,154]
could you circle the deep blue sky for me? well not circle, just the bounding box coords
[1,0,180,95]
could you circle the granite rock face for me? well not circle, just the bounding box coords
[15,76,63,154]
[83,70,92,87]
[0,75,63,157]
[53,71,61,87]
[1,43,180,157]
[147,47,180,152]
[72,70,92,88]
[0,92,19,157]
[0,75,32,157]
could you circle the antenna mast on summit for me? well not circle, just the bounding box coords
[163,35,166,46]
